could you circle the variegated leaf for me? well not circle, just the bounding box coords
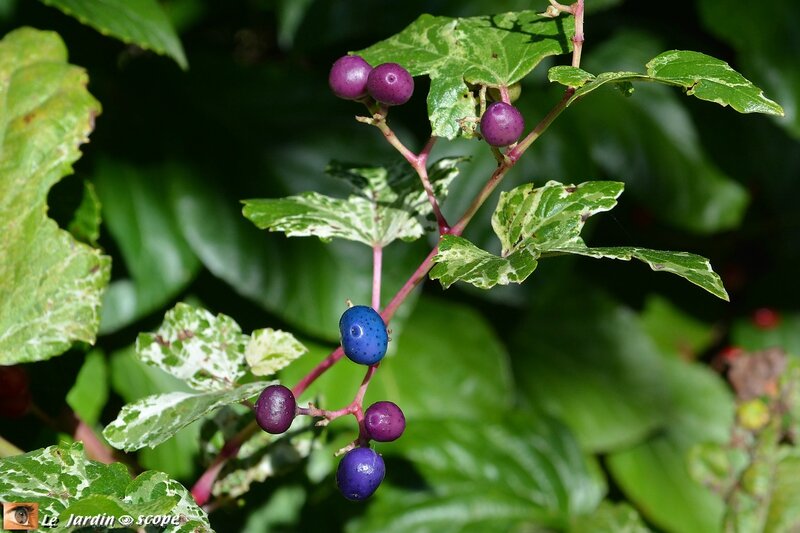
[103,381,272,451]
[136,303,249,391]
[245,328,307,377]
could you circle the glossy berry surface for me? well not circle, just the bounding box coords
[364,401,405,442]
[329,55,372,100]
[255,384,296,434]
[366,63,414,106]
[339,305,388,365]
[480,101,525,147]
[336,447,385,501]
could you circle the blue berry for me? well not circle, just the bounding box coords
[339,305,388,365]
[336,447,385,501]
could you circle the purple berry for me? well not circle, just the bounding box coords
[366,63,414,106]
[364,401,405,442]
[255,384,296,434]
[336,447,385,501]
[329,55,372,100]
[339,305,388,365]
[480,102,525,147]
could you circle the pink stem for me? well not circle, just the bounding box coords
[372,245,382,311]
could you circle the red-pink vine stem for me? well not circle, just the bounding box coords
[372,245,382,310]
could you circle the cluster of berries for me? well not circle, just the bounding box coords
[328,54,525,147]
[253,305,405,501]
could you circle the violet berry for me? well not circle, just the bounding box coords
[255,384,296,434]
[367,63,414,106]
[480,101,525,147]
[329,55,372,100]
[336,447,385,501]
[364,401,405,442]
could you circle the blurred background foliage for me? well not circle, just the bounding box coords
[1,0,799,531]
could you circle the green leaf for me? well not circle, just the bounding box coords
[548,65,595,88]
[550,244,729,301]
[94,160,201,334]
[766,450,800,532]
[556,50,783,116]
[245,328,307,377]
[569,501,651,533]
[242,158,463,247]
[103,380,271,451]
[432,180,728,300]
[136,302,249,391]
[125,470,211,532]
[356,11,573,138]
[66,349,108,426]
[39,0,188,69]
[0,442,210,532]
[607,357,734,533]
[429,234,539,289]
[513,289,670,453]
[109,346,200,481]
[0,28,111,365]
[640,295,715,360]
[350,417,604,532]
[66,180,101,246]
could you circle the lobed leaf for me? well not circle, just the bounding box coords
[39,0,188,69]
[136,303,249,392]
[357,11,573,138]
[103,381,271,451]
[245,328,307,377]
[243,158,463,247]
[550,50,783,115]
[0,28,111,365]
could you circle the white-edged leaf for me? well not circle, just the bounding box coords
[125,471,211,533]
[242,157,464,247]
[432,180,728,300]
[245,328,307,377]
[430,235,538,289]
[103,381,272,451]
[493,180,623,255]
[550,245,729,301]
[136,302,249,391]
[552,50,783,115]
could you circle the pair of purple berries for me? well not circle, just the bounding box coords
[329,54,525,146]
[253,305,404,501]
[329,55,414,106]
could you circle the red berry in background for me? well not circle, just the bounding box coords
[0,389,32,418]
[752,308,781,330]
[0,365,29,399]
[480,101,525,147]
[0,366,31,417]
[367,63,414,106]
[329,55,372,100]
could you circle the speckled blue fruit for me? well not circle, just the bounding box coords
[339,305,388,365]
[336,447,385,501]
